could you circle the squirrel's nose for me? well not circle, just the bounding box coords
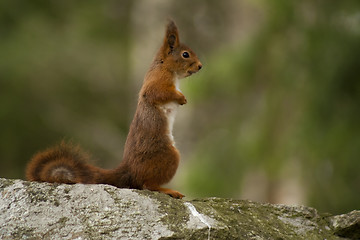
[198,63,202,70]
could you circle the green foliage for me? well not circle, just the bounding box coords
[0,1,134,177]
[183,0,360,214]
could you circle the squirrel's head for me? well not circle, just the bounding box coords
[158,20,202,79]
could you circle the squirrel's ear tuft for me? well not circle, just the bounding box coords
[164,19,180,51]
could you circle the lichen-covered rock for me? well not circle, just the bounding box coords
[329,210,360,239]
[0,178,358,240]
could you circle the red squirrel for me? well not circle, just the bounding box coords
[25,20,202,199]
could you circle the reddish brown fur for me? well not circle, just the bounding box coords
[26,142,102,184]
[25,20,202,199]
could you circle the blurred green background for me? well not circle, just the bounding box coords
[1,0,359,214]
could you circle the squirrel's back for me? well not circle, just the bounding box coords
[26,142,100,184]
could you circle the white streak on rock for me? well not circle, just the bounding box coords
[184,202,211,240]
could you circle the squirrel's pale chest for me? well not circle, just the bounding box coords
[159,102,179,145]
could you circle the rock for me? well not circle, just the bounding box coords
[0,178,358,240]
[329,210,360,239]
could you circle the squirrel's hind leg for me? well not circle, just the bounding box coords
[158,187,185,199]
[144,184,184,199]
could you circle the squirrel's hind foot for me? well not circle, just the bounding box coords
[159,188,185,199]
[144,185,185,199]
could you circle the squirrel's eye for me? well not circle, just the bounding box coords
[182,51,190,58]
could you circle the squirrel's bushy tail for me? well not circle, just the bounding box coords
[26,141,96,184]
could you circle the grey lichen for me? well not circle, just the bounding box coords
[0,178,359,240]
[0,179,173,239]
